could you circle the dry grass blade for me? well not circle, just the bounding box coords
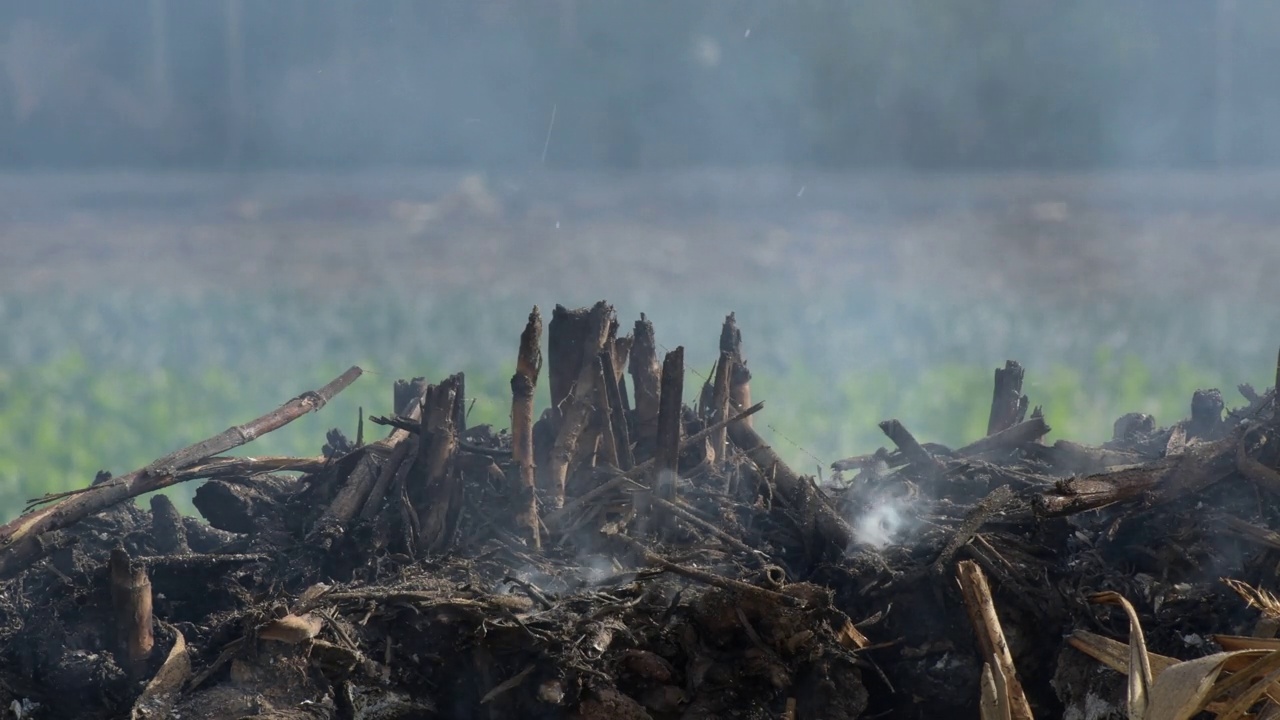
[1215,636,1280,652]
[1068,630,1181,677]
[1225,578,1280,621]
[1072,627,1280,718]
[1189,648,1280,717]
[1089,591,1153,719]
[1145,652,1254,720]
[130,622,190,720]
[1216,657,1280,720]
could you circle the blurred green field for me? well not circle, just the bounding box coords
[1,287,1269,520]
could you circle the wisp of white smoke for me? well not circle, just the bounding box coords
[852,497,909,549]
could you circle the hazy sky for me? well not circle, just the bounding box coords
[1,0,1277,169]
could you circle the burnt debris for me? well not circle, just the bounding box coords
[0,304,1278,719]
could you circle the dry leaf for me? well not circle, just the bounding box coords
[1090,592,1153,719]
[131,622,191,720]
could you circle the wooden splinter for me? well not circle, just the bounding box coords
[956,560,1033,720]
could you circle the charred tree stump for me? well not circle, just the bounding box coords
[148,494,189,554]
[654,347,685,504]
[415,377,462,555]
[510,307,543,549]
[394,377,428,417]
[109,547,155,680]
[195,475,293,534]
[629,314,662,462]
[721,313,752,427]
[309,382,423,548]
[548,304,593,422]
[547,302,614,509]
[1189,388,1225,439]
[987,361,1029,436]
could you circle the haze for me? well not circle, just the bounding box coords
[0,0,1277,513]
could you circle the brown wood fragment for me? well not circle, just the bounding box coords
[357,429,419,522]
[654,347,685,503]
[879,419,945,474]
[932,486,1013,575]
[110,547,155,680]
[1035,432,1238,516]
[629,313,662,460]
[988,361,1029,436]
[547,301,614,508]
[0,367,362,579]
[956,560,1033,720]
[510,306,543,549]
[957,417,1051,458]
[599,350,634,471]
[1219,513,1280,551]
[711,351,733,465]
[311,386,423,546]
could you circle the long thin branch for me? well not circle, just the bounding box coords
[0,366,362,578]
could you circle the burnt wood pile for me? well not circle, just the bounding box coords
[0,301,1278,719]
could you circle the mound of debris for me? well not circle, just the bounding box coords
[1,301,1279,719]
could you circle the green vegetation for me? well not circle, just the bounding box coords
[0,338,1263,520]
[2,286,1271,521]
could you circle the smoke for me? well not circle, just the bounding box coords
[852,497,910,550]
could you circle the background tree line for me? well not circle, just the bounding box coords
[1,0,1276,170]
